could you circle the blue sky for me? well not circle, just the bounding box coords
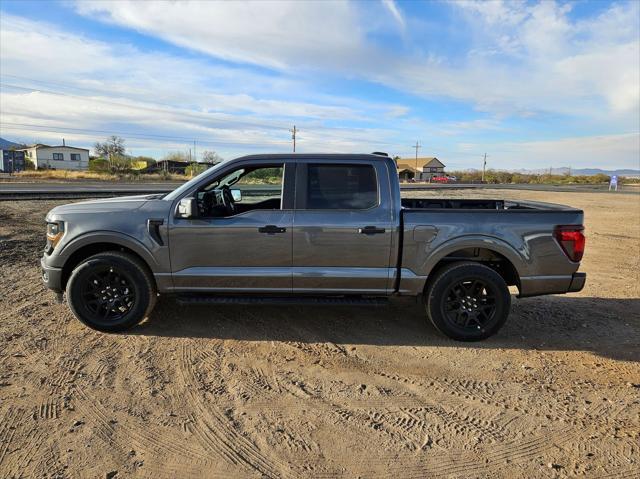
[1,0,638,169]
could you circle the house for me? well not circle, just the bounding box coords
[396,157,446,181]
[0,149,26,173]
[143,160,218,175]
[18,144,90,170]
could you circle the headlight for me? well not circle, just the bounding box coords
[46,221,65,249]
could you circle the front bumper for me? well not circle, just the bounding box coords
[41,256,63,293]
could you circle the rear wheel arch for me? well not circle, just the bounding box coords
[421,238,525,294]
[425,247,520,292]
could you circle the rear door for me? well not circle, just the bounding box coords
[292,160,394,294]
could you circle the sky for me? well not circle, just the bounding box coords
[0,0,639,170]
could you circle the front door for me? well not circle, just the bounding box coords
[292,161,395,294]
[168,162,293,292]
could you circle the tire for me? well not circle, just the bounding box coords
[66,251,157,332]
[425,261,511,341]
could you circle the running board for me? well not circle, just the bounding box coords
[176,295,389,306]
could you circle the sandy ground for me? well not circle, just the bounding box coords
[0,190,638,479]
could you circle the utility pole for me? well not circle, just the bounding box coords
[413,141,421,180]
[481,153,487,183]
[290,125,298,152]
[193,140,197,162]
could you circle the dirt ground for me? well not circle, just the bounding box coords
[0,189,638,479]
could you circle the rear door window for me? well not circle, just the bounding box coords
[305,164,378,210]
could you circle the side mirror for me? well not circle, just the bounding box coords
[231,189,242,202]
[176,197,198,218]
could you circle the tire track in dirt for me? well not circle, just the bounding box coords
[177,342,298,479]
[37,445,68,479]
[258,342,513,450]
[201,338,517,469]
[2,428,47,479]
[592,467,640,479]
[381,400,618,479]
[0,408,22,468]
[72,383,212,467]
[33,398,59,420]
[185,339,511,470]
[23,333,216,475]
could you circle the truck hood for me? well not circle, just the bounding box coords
[46,194,160,218]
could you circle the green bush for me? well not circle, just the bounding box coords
[446,169,611,185]
[89,158,109,172]
[185,163,209,177]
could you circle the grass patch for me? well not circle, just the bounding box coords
[12,170,189,182]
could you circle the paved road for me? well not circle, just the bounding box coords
[0,180,637,199]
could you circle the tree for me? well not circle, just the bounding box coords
[109,154,132,174]
[163,152,189,163]
[201,150,223,164]
[94,136,125,159]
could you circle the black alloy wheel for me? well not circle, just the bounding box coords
[81,265,136,322]
[66,251,156,332]
[425,262,511,341]
[442,278,497,331]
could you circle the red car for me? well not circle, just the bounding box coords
[432,175,454,183]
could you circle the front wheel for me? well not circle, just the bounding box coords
[66,251,157,332]
[425,262,511,341]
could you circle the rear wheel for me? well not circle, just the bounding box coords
[66,251,156,332]
[425,262,511,341]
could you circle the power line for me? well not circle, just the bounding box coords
[1,78,403,145]
[1,78,501,159]
[0,81,289,132]
[0,121,283,147]
[0,78,458,150]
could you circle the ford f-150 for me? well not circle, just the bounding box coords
[41,153,586,340]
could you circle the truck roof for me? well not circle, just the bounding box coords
[234,153,390,162]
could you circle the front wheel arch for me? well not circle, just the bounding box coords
[61,242,156,292]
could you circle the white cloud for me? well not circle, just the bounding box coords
[1,2,638,168]
[71,0,639,124]
[0,12,408,157]
[73,0,367,70]
[381,0,405,30]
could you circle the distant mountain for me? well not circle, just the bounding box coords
[570,168,640,177]
[459,166,640,177]
[0,137,26,149]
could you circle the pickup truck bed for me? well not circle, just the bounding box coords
[398,198,585,298]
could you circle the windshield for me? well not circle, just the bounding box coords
[163,161,227,201]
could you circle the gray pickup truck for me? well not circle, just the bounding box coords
[41,153,586,341]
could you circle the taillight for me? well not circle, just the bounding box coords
[554,225,585,262]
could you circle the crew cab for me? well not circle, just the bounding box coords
[41,153,586,341]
